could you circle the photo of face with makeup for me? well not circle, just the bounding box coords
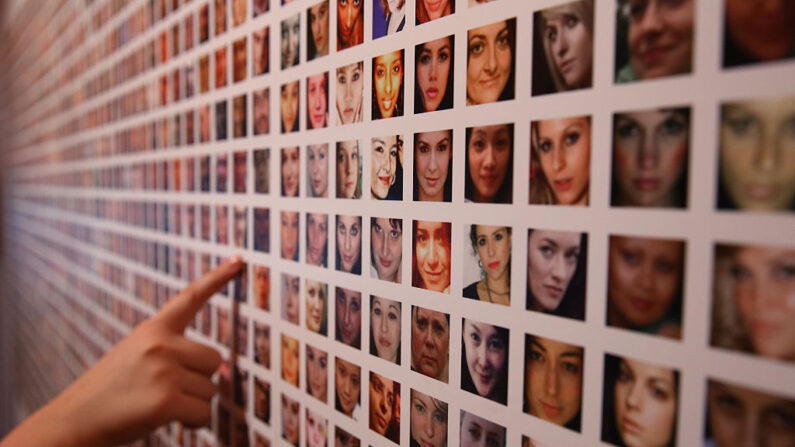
[233,0,246,26]
[414,130,453,202]
[335,61,364,125]
[306,213,328,267]
[372,50,404,120]
[415,36,455,113]
[254,320,271,368]
[306,344,328,403]
[253,88,270,136]
[282,273,300,324]
[308,0,330,60]
[369,372,400,443]
[526,228,588,321]
[410,306,450,383]
[370,296,401,364]
[281,334,299,387]
[335,357,361,420]
[254,207,270,253]
[412,220,452,293]
[281,81,300,134]
[530,116,591,206]
[281,146,300,197]
[307,72,329,130]
[524,334,583,432]
[336,215,362,275]
[461,318,509,405]
[460,410,506,447]
[465,124,514,204]
[281,394,300,446]
[280,211,299,262]
[463,224,511,306]
[416,0,454,24]
[371,218,402,283]
[305,279,328,335]
[337,0,363,51]
[253,26,269,77]
[336,140,362,198]
[307,144,329,198]
[335,287,362,349]
[281,13,300,70]
[466,18,516,105]
[371,136,403,200]
[409,389,447,447]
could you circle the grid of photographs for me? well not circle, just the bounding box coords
[2,1,794,447]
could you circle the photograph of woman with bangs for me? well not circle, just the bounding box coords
[337,0,363,51]
[370,296,401,364]
[306,212,328,267]
[461,318,509,405]
[465,123,513,204]
[416,0,454,25]
[532,0,594,96]
[717,96,795,212]
[336,61,364,125]
[611,107,690,208]
[371,217,402,283]
[602,354,679,447]
[466,18,516,105]
[711,242,795,363]
[607,235,685,340]
[307,72,329,130]
[369,372,401,443]
[723,0,795,68]
[373,0,406,39]
[412,220,452,293]
[371,136,403,200]
[305,279,328,335]
[526,229,587,321]
[414,130,453,202]
[524,334,583,432]
[337,140,362,199]
[308,0,330,60]
[410,389,448,447]
[530,116,591,206]
[463,224,511,306]
[415,36,454,113]
[372,50,404,119]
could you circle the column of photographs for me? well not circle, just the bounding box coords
[3,0,794,447]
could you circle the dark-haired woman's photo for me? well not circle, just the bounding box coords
[530,116,591,206]
[370,296,401,364]
[336,287,362,349]
[371,218,402,283]
[463,225,511,306]
[371,136,403,200]
[308,0,330,60]
[460,410,505,447]
[336,215,362,275]
[410,389,448,447]
[723,0,795,68]
[281,13,300,70]
[281,81,299,134]
[416,0,454,25]
[414,130,453,202]
[369,372,400,443]
[415,36,454,113]
[466,18,515,105]
[461,318,509,405]
[372,50,404,119]
[524,334,583,432]
[412,220,452,293]
[337,0,363,50]
[526,229,587,321]
[465,124,513,203]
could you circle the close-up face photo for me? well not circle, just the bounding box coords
[369,372,400,442]
[336,62,364,125]
[336,215,362,274]
[281,14,300,70]
[281,81,300,133]
[410,389,448,447]
[464,225,512,306]
[335,357,361,419]
[466,124,514,204]
[306,344,328,402]
[414,130,453,202]
[335,287,362,348]
[280,211,300,261]
[306,213,328,267]
[411,306,450,383]
[337,0,363,50]
[416,0,454,24]
[307,144,329,198]
[412,220,452,293]
[371,217,402,283]
[371,135,403,200]
[370,296,401,364]
[461,318,509,405]
[282,394,301,446]
[372,50,404,119]
[336,140,361,198]
[460,411,506,447]
[281,146,300,197]
[253,26,270,77]
[415,36,455,113]
[308,0,330,60]
[723,0,795,68]
[281,333,300,387]
[524,334,584,431]
[533,0,594,95]
[305,280,327,334]
[307,72,329,130]
[467,18,515,105]
[282,273,301,324]
[530,116,591,206]
[253,88,270,136]
[526,229,587,321]
[306,408,328,447]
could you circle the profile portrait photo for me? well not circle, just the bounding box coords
[410,305,450,383]
[307,72,329,130]
[461,318,509,405]
[409,389,448,447]
[280,210,300,262]
[281,333,300,388]
[614,0,695,83]
[611,106,691,208]
[415,35,455,114]
[335,357,362,420]
[373,0,406,39]
[252,26,269,77]
[307,143,329,198]
[370,295,401,364]
[253,148,270,194]
[281,146,300,197]
[307,0,330,60]
[717,95,795,213]
[335,61,364,125]
[711,242,795,363]
[369,372,400,443]
[416,0,454,25]
[305,279,328,335]
[530,115,591,206]
[723,0,795,68]
[466,18,516,106]
[524,333,583,432]
[282,273,300,324]
[526,228,588,321]
[281,81,300,134]
[463,224,512,306]
[281,13,300,70]
[305,344,328,403]
[306,212,328,267]
[412,220,452,293]
[460,410,506,447]
[414,130,453,202]
[371,135,403,200]
[337,0,364,51]
[335,286,362,349]
[532,0,594,96]
[465,123,514,204]
[336,140,362,199]
[607,234,685,340]
[372,49,404,120]
[253,88,270,136]
[371,217,402,284]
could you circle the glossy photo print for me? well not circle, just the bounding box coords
[372,50,404,119]
[370,217,402,283]
[461,318,509,405]
[305,344,328,402]
[465,123,514,204]
[282,273,300,324]
[253,26,270,77]
[335,61,364,125]
[370,295,401,364]
[532,0,594,96]
[280,210,299,261]
[370,135,403,200]
[414,130,453,202]
[306,408,328,447]
[466,18,516,105]
[463,224,512,306]
[415,36,455,114]
[337,0,364,51]
[530,116,591,206]
[281,393,300,446]
[526,229,588,321]
[307,0,330,60]
[412,220,452,293]
[373,0,406,39]
[305,279,328,335]
[410,305,450,383]
[336,140,362,198]
[307,143,329,198]
[335,357,362,420]
[281,333,300,388]
[281,81,300,134]
[369,372,400,443]
[409,389,448,447]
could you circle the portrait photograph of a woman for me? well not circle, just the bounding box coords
[337,0,363,51]
[281,13,300,70]
[466,18,516,105]
[335,357,361,420]
[373,0,406,39]
[337,140,362,198]
[281,146,300,197]
[461,318,509,405]
[370,295,401,364]
[414,130,453,202]
[463,224,511,306]
[371,135,403,200]
[336,214,362,275]
[524,334,583,432]
[526,229,588,321]
[281,333,300,388]
[282,273,300,324]
[465,124,513,204]
[415,36,454,113]
[369,372,400,443]
[335,286,362,349]
[307,143,329,198]
[372,50,404,119]
[336,61,364,125]
[306,212,328,268]
[252,26,269,77]
[282,393,300,446]
[530,115,591,206]
[723,0,795,68]
[305,279,327,335]
[306,72,328,130]
[460,410,505,447]
[306,408,328,447]
[281,81,300,134]
[412,220,452,293]
[410,389,447,447]
[371,217,402,283]
[307,0,330,60]
[280,210,299,262]
[411,306,450,383]
[416,0,454,25]
[305,344,328,403]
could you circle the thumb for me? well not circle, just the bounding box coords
[156,256,243,332]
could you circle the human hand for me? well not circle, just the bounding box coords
[1,256,243,447]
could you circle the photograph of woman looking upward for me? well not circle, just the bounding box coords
[530,115,591,206]
[466,18,516,105]
[415,36,455,113]
[526,229,587,321]
[532,0,594,96]
[308,0,329,60]
[414,130,453,202]
[463,224,511,306]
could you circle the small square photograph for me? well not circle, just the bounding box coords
[199,55,210,93]
[723,0,795,68]
[200,204,211,240]
[233,94,247,138]
[306,407,328,447]
[334,427,360,447]
[526,229,588,321]
[199,4,209,42]
[253,265,271,311]
[306,279,328,335]
[532,0,594,96]
[307,0,330,60]
[373,0,406,39]
[337,0,363,50]
[611,107,690,208]
[306,212,328,267]
[414,130,453,201]
[409,389,448,447]
[232,0,246,26]
[370,135,403,200]
[215,0,227,36]
[216,153,228,192]
[186,204,196,238]
[306,344,329,402]
[466,18,516,105]
[217,306,231,348]
[523,333,584,432]
[717,96,795,212]
[281,393,300,446]
[254,320,271,368]
[281,333,299,387]
[465,123,514,203]
[415,36,455,113]
[417,0,454,25]
[185,111,196,147]
[253,148,270,194]
[233,37,247,83]
[614,0,694,83]
[336,140,362,198]
[705,379,795,446]
[459,410,506,447]
[185,65,195,99]
[253,207,270,253]
[215,46,228,88]
[461,318,509,404]
[370,295,401,364]
[370,217,402,283]
[282,274,300,324]
[254,0,269,16]
[216,205,229,245]
[253,88,271,136]
[711,242,795,363]
[281,13,300,70]
[233,150,247,193]
[281,81,300,133]
[232,206,247,249]
[607,235,685,340]
[280,211,299,261]
[410,305,450,383]
[335,357,361,420]
[199,104,211,142]
[335,287,362,349]
[235,315,248,356]
[411,220,452,293]
[307,72,329,129]
[336,215,362,274]
[254,376,270,424]
[369,372,400,443]
[601,354,679,447]
[252,26,270,77]
[335,62,364,125]
[529,116,591,206]
[372,50,404,119]
[307,143,329,198]
[463,224,511,305]
[281,146,300,197]
[215,99,228,140]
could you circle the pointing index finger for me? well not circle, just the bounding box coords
[157,256,243,332]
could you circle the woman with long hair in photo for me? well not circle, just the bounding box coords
[530,116,591,206]
[307,72,329,130]
[371,136,403,200]
[377,0,406,36]
[463,225,511,306]
[337,0,363,50]
[409,389,448,447]
[335,62,364,125]
[280,211,299,262]
[307,0,330,60]
[335,357,361,420]
[414,130,453,202]
[460,411,505,447]
[415,36,454,113]
[305,280,327,335]
[412,221,452,293]
[369,372,400,443]
[370,296,401,364]
[372,50,404,119]
[335,287,362,349]
[416,0,454,25]
[460,319,509,405]
[305,344,328,403]
[465,124,514,203]
[466,18,515,105]
[526,229,587,321]
[308,144,329,198]
[336,215,362,274]
[337,140,362,198]
[281,146,300,197]
[306,213,328,267]
[281,81,300,133]
[371,217,402,283]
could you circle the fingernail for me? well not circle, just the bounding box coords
[229,255,243,267]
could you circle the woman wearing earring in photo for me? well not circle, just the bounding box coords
[336,215,362,275]
[532,0,594,96]
[416,0,454,25]
[306,213,328,267]
[370,296,401,364]
[601,354,679,447]
[307,72,328,130]
[369,372,400,443]
[415,36,455,114]
[337,0,363,50]
[372,50,404,119]
[281,81,300,134]
[335,61,364,125]
[611,107,690,208]
[524,334,583,432]
[307,0,330,60]
[335,287,362,349]
[305,344,328,403]
[465,124,514,204]
[305,280,328,335]
[371,135,403,200]
[530,116,591,206]
[466,18,516,105]
[337,140,362,199]
[281,146,300,197]
[281,14,300,70]
[414,130,453,202]
[463,225,511,306]
[307,144,329,198]
[461,318,509,405]
[526,229,587,321]
[335,357,362,420]
[409,389,448,447]
[412,220,452,293]
[374,0,405,39]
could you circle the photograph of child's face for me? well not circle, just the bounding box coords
[308,0,330,59]
[281,14,300,69]
[307,144,329,198]
[410,306,450,383]
[337,0,364,50]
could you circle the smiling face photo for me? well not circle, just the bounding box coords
[372,50,404,120]
[412,220,452,293]
[371,135,403,200]
[466,18,516,105]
